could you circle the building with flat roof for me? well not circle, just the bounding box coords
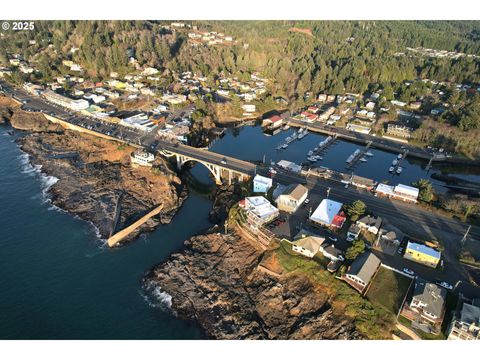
[244,196,279,226]
[131,150,155,167]
[43,90,89,111]
[404,241,441,268]
[252,174,273,194]
[309,199,346,229]
[376,183,419,203]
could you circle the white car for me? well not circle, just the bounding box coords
[403,268,414,276]
[304,198,310,205]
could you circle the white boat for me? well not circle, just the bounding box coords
[396,167,403,174]
[307,156,318,162]
[276,145,283,150]
[315,155,323,161]
[389,166,395,172]
[283,125,290,130]
[359,157,367,162]
[392,159,398,166]
[281,144,288,149]
[307,150,313,156]
[314,147,318,151]
[365,151,373,157]
[397,154,402,159]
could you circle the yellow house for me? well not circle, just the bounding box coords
[404,241,441,268]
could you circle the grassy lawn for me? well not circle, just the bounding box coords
[366,267,412,314]
[275,240,395,339]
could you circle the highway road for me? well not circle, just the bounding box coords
[0,80,257,176]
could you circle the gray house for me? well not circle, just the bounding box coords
[344,251,381,293]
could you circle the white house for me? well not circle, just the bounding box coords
[252,174,273,194]
[245,196,279,225]
[291,236,326,258]
[309,199,346,229]
[130,150,155,167]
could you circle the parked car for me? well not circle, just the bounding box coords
[397,246,404,255]
[221,157,227,165]
[304,198,310,205]
[403,268,414,276]
[436,281,453,290]
[328,236,338,242]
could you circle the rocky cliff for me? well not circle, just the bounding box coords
[1,99,185,243]
[144,233,363,339]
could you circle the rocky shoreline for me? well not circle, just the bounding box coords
[1,98,187,243]
[143,232,363,340]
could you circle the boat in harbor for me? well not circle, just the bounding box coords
[307,150,313,156]
[396,166,403,174]
[281,144,288,149]
[392,159,398,166]
[389,166,395,172]
[359,157,367,162]
[276,145,283,150]
[283,124,290,130]
[397,154,403,159]
[307,156,318,162]
[365,151,373,157]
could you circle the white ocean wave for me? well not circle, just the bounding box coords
[142,280,174,312]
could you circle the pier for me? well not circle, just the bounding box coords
[346,141,372,169]
[107,204,164,247]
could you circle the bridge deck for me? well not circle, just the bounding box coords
[158,141,257,175]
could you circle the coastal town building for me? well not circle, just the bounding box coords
[262,115,283,129]
[356,215,382,235]
[447,299,480,340]
[309,199,346,229]
[277,160,302,174]
[404,241,441,268]
[43,90,89,111]
[347,224,361,241]
[130,150,155,167]
[344,251,381,294]
[375,183,419,203]
[244,196,279,226]
[291,235,326,258]
[252,174,273,194]
[275,184,308,213]
[386,123,413,139]
[409,278,447,328]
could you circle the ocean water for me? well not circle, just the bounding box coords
[0,128,211,339]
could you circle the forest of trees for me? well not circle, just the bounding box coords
[1,20,480,155]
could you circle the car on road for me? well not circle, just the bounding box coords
[221,157,227,165]
[304,198,310,205]
[403,268,414,276]
[328,236,338,242]
[397,246,404,255]
[436,281,453,290]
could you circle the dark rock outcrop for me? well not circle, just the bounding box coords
[145,233,362,339]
